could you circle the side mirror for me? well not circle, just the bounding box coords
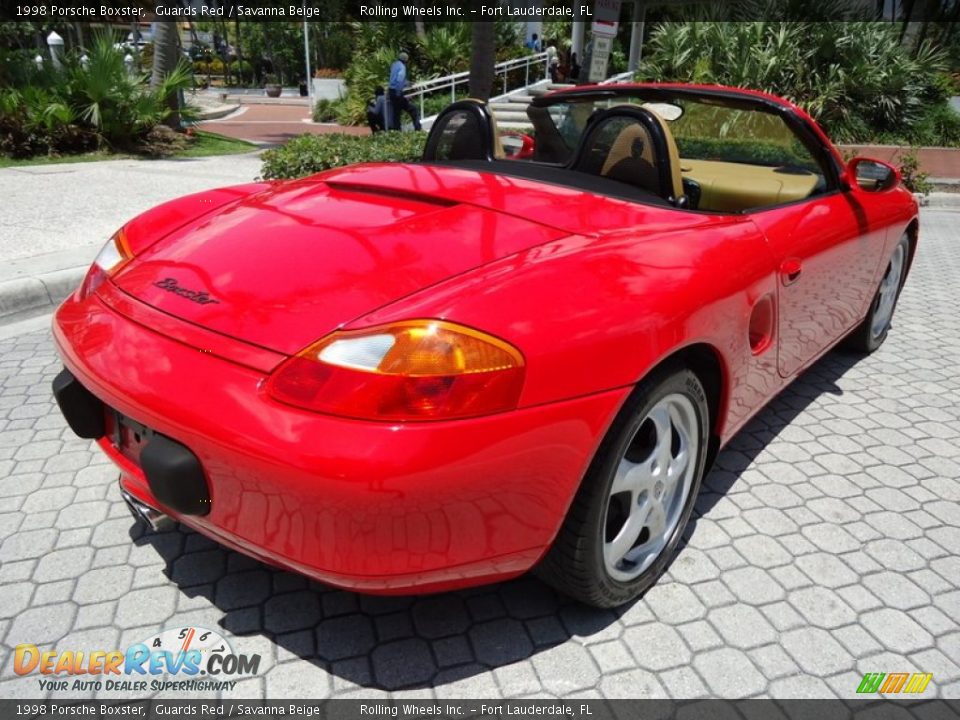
[501,133,535,160]
[846,157,899,192]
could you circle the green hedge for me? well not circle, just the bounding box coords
[260,131,428,180]
[675,136,818,169]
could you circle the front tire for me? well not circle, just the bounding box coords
[845,234,910,354]
[536,366,709,608]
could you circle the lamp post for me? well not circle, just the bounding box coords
[303,5,313,101]
[47,31,64,70]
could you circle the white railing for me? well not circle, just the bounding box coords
[601,70,636,85]
[406,51,550,121]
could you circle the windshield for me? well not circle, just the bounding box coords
[526,93,821,173]
[516,89,830,212]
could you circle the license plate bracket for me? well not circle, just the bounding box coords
[111,411,155,466]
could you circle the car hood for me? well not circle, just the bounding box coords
[111,167,568,355]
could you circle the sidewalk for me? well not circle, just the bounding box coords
[0,153,262,321]
[199,104,368,145]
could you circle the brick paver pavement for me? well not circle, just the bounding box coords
[201,105,369,145]
[0,210,958,700]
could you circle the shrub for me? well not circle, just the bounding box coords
[312,98,343,123]
[314,67,343,79]
[337,44,396,126]
[674,136,813,167]
[260,131,427,180]
[639,21,957,145]
[898,147,932,195]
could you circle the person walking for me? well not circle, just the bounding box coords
[546,44,559,83]
[388,51,421,131]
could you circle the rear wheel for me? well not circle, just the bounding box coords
[845,234,910,353]
[536,367,709,607]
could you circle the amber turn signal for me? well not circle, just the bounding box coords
[267,320,525,421]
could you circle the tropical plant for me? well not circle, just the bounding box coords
[419,25,469,76]
[0,31,194,158]
[638,21,957,145]
[69,34,194,147]
[336,44,396,125]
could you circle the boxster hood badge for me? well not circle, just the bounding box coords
[153,277,220,305]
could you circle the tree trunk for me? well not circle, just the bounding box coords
[151,20,181,129]
[414,0,427,40]
[469,22,496,101]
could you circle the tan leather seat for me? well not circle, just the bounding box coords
[601,105,683,200]
[577,105,685,204]
[600,121,660,194]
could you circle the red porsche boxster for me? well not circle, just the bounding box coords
[52,84,917,607]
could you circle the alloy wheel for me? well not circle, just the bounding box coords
[871,241,906,339]
[603,393,699,582]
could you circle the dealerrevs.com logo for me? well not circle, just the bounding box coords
[14,626,261,693]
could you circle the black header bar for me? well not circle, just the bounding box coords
[1,0,957,23]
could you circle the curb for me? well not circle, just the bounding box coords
[919,192,960,209]
[0,266,87,323]
[195,104,241,121]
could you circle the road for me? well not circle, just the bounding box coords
[0,210,958,700]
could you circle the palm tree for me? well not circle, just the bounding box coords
[469,22,495,100]
[150,20,181,129]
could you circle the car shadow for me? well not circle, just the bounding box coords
[130,347,866,691]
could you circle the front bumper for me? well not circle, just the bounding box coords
[53,290,627,593]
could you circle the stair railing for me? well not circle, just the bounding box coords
[406,51,550,122]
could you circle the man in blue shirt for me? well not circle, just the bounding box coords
[387,51,421,131]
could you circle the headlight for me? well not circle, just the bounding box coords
[265,320,525,421]
[77,229,132,300]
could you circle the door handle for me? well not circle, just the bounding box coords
[780,258,803,286]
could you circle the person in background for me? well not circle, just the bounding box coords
[525,33,542,52]
[367,86,385,133]
[388,51,421,131]
[570,52,581,81]
[546,44,560,83]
